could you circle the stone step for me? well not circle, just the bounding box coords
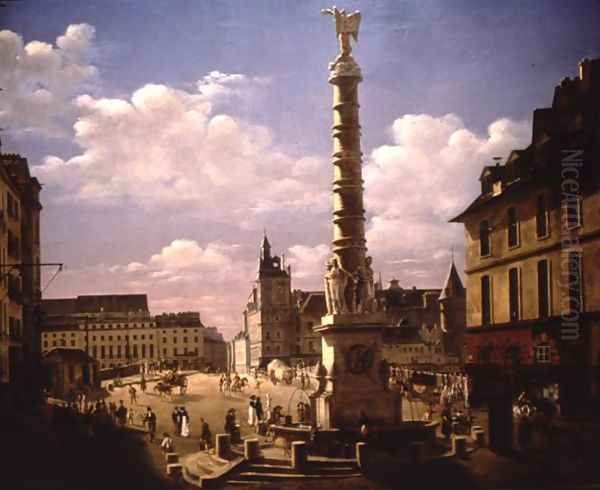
[247,462,357,474]
[234,471,362,481]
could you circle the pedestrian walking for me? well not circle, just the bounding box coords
[144,406,157,442]
[248,395,257,427]
[171,407,180,434]
[180,407,190,438]
[129,385,137,405]
[199,417,212,451]
[116,400,127,427]
[127,406,136,426]
[255,396,263,426]
[140,375,147,393]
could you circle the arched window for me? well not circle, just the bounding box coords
[479,220,490,256]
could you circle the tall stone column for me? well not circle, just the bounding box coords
[315,7,401,431]
[330,62,365,277]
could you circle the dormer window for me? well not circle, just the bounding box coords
[492,180,502,196]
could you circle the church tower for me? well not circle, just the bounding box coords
[245,233,293,368]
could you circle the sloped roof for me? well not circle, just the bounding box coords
[42,298,78,316]
[439,261,465,300]
[76,294,148,313]
[298,291,327,316]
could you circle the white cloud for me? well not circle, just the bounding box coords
[36,76,329,227]
[0,24,97,137]
[286,244,330,281]
[364,113,530,287]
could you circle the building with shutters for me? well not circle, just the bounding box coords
[450,58,600,421]
[0,151,42,386]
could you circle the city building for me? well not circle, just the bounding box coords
[377,259,466,367]
[41,295,156,370]
[451,58,600,427]
[42,348,99,400]
[40,295,227,371]
[292,290,326,365]
[229,234,328,373]
[154,312,204,370]
[0,151,42,386]
[242,234,295,369]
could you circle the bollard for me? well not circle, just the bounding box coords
[291,441,308,472]
[409,441,427,464]
[471,425,483,435]
[244,438,261,462]
[166,463,183,478]
[216,433,231,460]
[453,435,468,459]
[165,452,179,464]
[472,429,486,448]
[355,442,368,470]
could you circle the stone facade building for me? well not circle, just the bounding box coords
[40,295,226,371]
[0,152,42,386]
[243,234,295,369]
[451,58,600,425]
[229,235,328,373]
[378,260,466,367]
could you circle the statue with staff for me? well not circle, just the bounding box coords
[322,6,362,67]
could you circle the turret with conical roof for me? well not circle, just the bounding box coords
[439,260,465,300]
[439,258,466,362]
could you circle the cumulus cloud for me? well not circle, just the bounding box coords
[364,113,530,286]
[0,24,97,137]
[286,244,330,281]
[36,77,329,225]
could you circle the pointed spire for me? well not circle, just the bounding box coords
[439,258,464,300]
[260,229,271,261]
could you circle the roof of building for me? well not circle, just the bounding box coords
[439,261,465,300]
[43,348,97,364]
[297,291,327,316]
[451,58,600,223]
[42,294,149,315]
[42,298,78,316]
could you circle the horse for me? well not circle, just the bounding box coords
[153,382,172,398]
[161,373,188,395]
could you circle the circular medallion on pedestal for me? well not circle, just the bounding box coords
[345,344,374,374]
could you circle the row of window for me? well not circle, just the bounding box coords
[479,195,582,257]
[480,253,582,325]
[84,323,155,329]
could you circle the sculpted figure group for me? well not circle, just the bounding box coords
[324,255,376,315]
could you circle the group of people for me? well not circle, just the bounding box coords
[247,395,266,430]
[170,406,191,437]
[218,372,248,393]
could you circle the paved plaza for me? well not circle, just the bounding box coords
[108,372,431,456]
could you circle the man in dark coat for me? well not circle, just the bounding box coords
[144,406,157,442]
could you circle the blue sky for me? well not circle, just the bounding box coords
[1,0,598,337]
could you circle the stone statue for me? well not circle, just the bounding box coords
[362,256,376,312]
[324,257,352,314]
[322,6,361,66]
[352,256,376,314]
[323,259,334,314]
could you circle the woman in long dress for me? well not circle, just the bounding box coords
[180,407,190,437]
[248,395,256,426]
